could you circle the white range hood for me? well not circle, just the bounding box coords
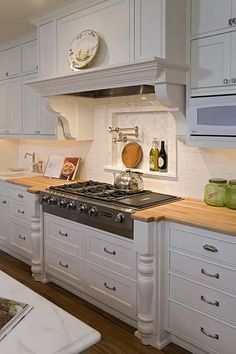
[28,58,188,139]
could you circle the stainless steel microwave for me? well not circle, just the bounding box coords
[187,95,236,137]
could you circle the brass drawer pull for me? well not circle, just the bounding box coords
[104,247,116,255]
[104,282,116,291]
[201,326,219,340]
[203,244,218,253]
[201,268,219,279]
[59,261,68,269]
[201,295,219,307]
[17,194,24,198]
[59,230,68,237]
[18,234,26,240]
[17,209,25,214]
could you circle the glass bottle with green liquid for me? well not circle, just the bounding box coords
[149,138,159,171]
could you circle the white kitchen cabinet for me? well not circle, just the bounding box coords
[44,213,137,321]
[0,182,9,248]
[9,219,33,261]
[191,34,231,89]
[191,0,233,37]
[23,74,56,137]
[0,45,22,80]
[0,77,22,136]
[165,222,236,354]
[22,40,38,74]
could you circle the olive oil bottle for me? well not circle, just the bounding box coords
[149,138,159,171]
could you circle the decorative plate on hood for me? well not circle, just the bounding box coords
[68,29,99,70]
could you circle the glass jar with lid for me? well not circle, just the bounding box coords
[225,180,236,209]
[204,178,227,207]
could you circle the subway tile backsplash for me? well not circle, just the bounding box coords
[17,102,236,200]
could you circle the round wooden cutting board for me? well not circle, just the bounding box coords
[121,142,143,168]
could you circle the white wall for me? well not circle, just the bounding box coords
[17,101,236,200]
[0,140,19,171]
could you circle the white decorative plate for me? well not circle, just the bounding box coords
[68,30,99,70]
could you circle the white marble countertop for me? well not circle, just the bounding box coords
[0,271,101,354]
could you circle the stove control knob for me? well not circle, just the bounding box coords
[88,206,98,217]
[67,201,76,210]
[79,204,88,213]
[58,199,67,208]
[48,196,57,205]
[115,213,124,223]
[41,194,49,203]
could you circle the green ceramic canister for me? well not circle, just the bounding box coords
[225,180,236,209]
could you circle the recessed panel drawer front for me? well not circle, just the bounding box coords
[45,214,85,257]
[86,263,137,318]
[169,274,236,325]
[85,228,136,279]
[170,251,236,293]
[9,188,29,203]
[45,244,85,290]
[169,225,236,267]
[9,201,30,222]
[168,301,236,354]
[9,220,32,260]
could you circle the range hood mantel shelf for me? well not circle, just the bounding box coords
[28,58,187,97]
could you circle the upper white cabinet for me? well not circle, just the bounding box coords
[191,0,234,37]
[35,0,186,79]
[191,33,231,89]
[190,0,236,95]
[0,45,22,80]
[22,40,38,74]
[23,74,56,137]
[0,77,22,136]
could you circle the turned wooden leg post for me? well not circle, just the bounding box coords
[136,253,155,344]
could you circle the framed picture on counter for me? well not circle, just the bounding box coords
[44,155,81,180]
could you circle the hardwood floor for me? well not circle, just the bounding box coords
[0,250,191,354]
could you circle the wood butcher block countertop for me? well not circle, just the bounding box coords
[5,175,78,193]
[5,176,236,236]
[133,198,236,237]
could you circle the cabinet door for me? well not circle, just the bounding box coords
[0,50,8,79]
[191,34,231,89]
[0,81,9,134]
[0,197,8,247]
[135,0,162,60]
[8,77,22,134]
[191,0,232,36]
[23,74,56,136]
[230,31,236,83]
[7,46,22,77]
[23,40,38,74]
[23,74,39,135]
[38,96,56,135]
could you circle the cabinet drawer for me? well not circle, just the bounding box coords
[86,263,137,318]
[85,228,136,279]
[9,201,30,222]
[170,251,236,293]
[45,214,85,257]
[9,220,32,260]
[168,301,236,354]
[9,188,29,202]
[169,274,236,325]
[169,225,236,267]
[45,244,85,290]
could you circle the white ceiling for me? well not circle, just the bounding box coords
[0,0,78,42]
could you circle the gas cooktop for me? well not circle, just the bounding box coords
[48,180,179,208]
[40,180,181,239]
